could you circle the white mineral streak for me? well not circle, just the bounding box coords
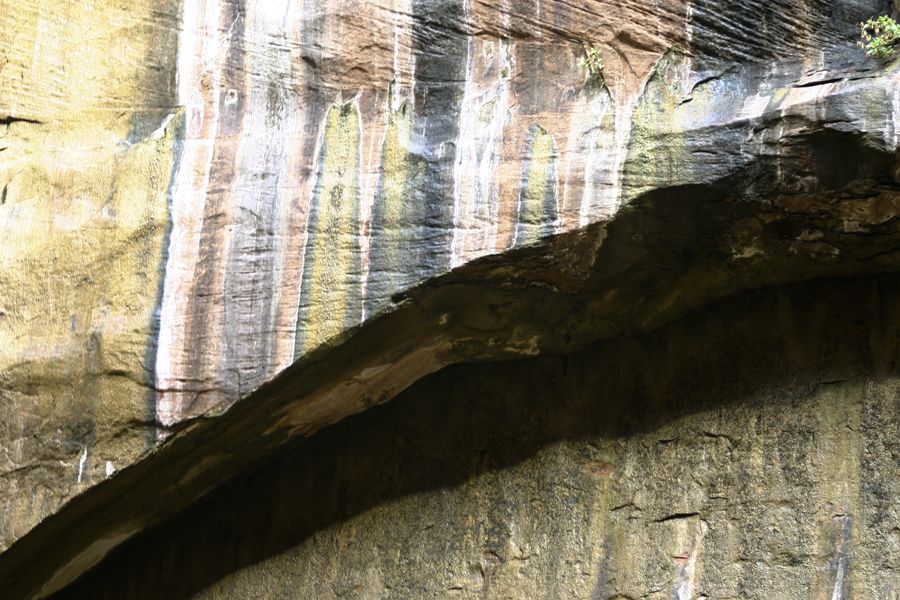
[358,105,378,308]
[270,0,317,375]
[450,36,511,266]
[832,559,845,600]
[251,0,298,378]
[355,5,387,301]
[571,88,614,228]
[151,113,176,141]
[683,0,695,97]
[352,88,368,243]
[224,0,295,392]
[76,446,87,484]
[390,0,416,114]
[889,69,900,149]
[671,517,707,600]
[156,0,224,427]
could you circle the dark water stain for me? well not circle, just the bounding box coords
[406,0,469,280]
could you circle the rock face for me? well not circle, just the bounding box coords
[155,0,900,424]
[0,0,181,553]
[37,276,900,600]
[6,0,900,596]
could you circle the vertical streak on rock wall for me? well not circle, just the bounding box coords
[487,5,545,250]
[362,0,418,317]
[365,96,415,318]
[813,381,861,600]
[157,0,228,426]
[569,83,615,227]
[136,109,188,444]
[269,0,313,375]
[622,47,701,200]
[294,102,362,358]
[222,0,296,399]
[514,124,557,247]
[270,0,336,376]
[670,517,708,600]
[450,37,513,267]
[178,0,248,416]
[408,0,468,278]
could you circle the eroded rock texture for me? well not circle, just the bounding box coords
[0,0,181,553]
[158,0,900,425]
[6,0,900,593]
[42,276,900,600]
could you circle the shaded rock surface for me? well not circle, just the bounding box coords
[40,275,900,599]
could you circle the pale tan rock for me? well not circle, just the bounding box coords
[0,0,180,552]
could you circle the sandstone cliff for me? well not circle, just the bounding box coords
[4,0,900,597]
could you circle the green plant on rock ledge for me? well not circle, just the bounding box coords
[579,46,605,83]
[860,15,900,59]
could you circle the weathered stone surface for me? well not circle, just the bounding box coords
[0,0,180,553]
[7,199,900,598]
[35,275,900,600]
[7,0,900,594]
[157,0,900,425]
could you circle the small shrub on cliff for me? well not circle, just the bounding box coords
[579,46,604,82]
[860,16,900,59]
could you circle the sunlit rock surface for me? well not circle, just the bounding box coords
[156,0,900,423]
[0,0,181,553]
[6,0,900,593]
